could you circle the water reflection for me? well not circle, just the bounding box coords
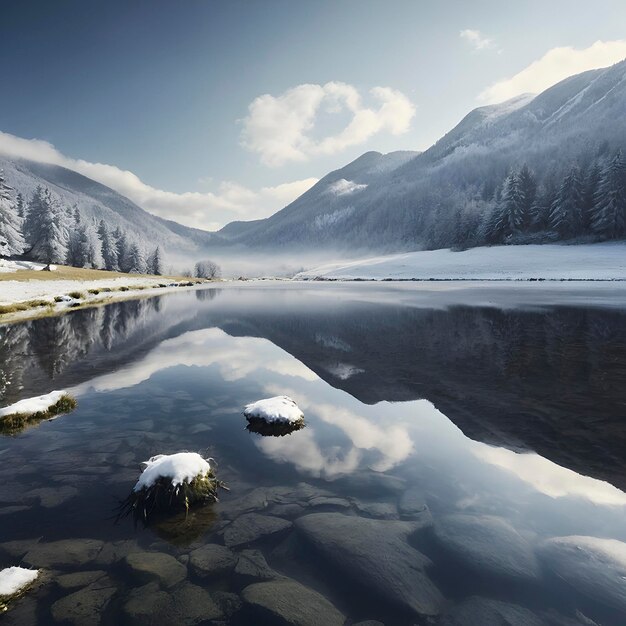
[1,285,626,624]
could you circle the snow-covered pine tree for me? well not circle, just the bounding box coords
[83,222,103,268]
[582,162,602,231]
[15,193,25,218]
[0,170,25,257]
[126,243,146,274]
[98,220,119,271]
[550,167,584,238]
[147,246,163,275]
[115,231,130,272]
[531,174,558,232]
[517,164,536,230]
[25,187,68,264]
[499,172,526,237]
[592,151,626,240]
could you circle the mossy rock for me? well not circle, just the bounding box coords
[119,472,227,526]
[0,394,77,435]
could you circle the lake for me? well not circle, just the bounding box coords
[1,282,626,625]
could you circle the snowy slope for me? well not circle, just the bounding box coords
[295,242,626,281]
[0,156,222,256]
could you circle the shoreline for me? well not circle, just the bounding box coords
[0,275,209,325]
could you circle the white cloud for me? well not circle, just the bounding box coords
[241,81,416,167]
[460,29,494,51]
[479,39,626,104]
[0,131,317,230]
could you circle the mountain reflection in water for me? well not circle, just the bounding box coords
[0,283,625,625]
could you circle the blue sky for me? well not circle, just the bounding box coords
[2,0,626,229]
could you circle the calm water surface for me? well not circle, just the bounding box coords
[1,284,626,625]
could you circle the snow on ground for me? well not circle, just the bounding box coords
[244,395,304,424]
[0,259,55,274]
[0,275,174,305]
[0,390,66,418]
[294,242,626,281]
[0,567,38,597]
[134,452,212,491]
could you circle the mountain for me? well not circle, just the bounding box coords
[218,150,420,248]
[0,155,222,258]
[218,59,626,251]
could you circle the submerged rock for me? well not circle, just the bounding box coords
[170,582,223,623]
[23,539,103,568]
[295,512,442,618]
[213,590,243,619]
[56,570,107,590]
[352,499,399,520]
[242,579,345,626]
[433,514,539,582]
[223,513,292,548]
[122,582,173,625]
[51,576,116,626]
[398,487,428,519]
[189,544,236,578]
[125,552,187,588]
[234,549,280,586]
[537,535,626,613]
[440,596,544,626]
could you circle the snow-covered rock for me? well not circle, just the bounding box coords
[0,566,38,598]
[133,452,213,492]
[0,390,67,418]
[244,396,304,424]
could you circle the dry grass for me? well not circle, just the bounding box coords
[0,299,52,315]
[0,264,202,283]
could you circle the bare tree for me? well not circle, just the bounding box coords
[194,259,222,279]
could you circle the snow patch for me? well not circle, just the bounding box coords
[0,259,50,273]
[0,567,38,597]
[244,395,304,424]
[0,390,67,418]
[326,179,367,196]
[133,452,212,492]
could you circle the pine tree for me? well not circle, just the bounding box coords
[531,175,558,232]
[550,167,584,238]
[98,220,119,271]
[592,151,626,240]
[82,223,103,268]
[15,193,25,218]
[0,171,25,257]
[25,188,68,264]
[582,162,602,231]
[147,246,163,275]
[126,243,146,274]
[66,226,85,267]
[499,172,526,237]
[517,164,536,230]
[115,231,130,272]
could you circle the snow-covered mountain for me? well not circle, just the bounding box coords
[218,150,420,247]
[0,155,222,257]
[219,59,626,251]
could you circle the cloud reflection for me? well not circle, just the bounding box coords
[474,445,626,507]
